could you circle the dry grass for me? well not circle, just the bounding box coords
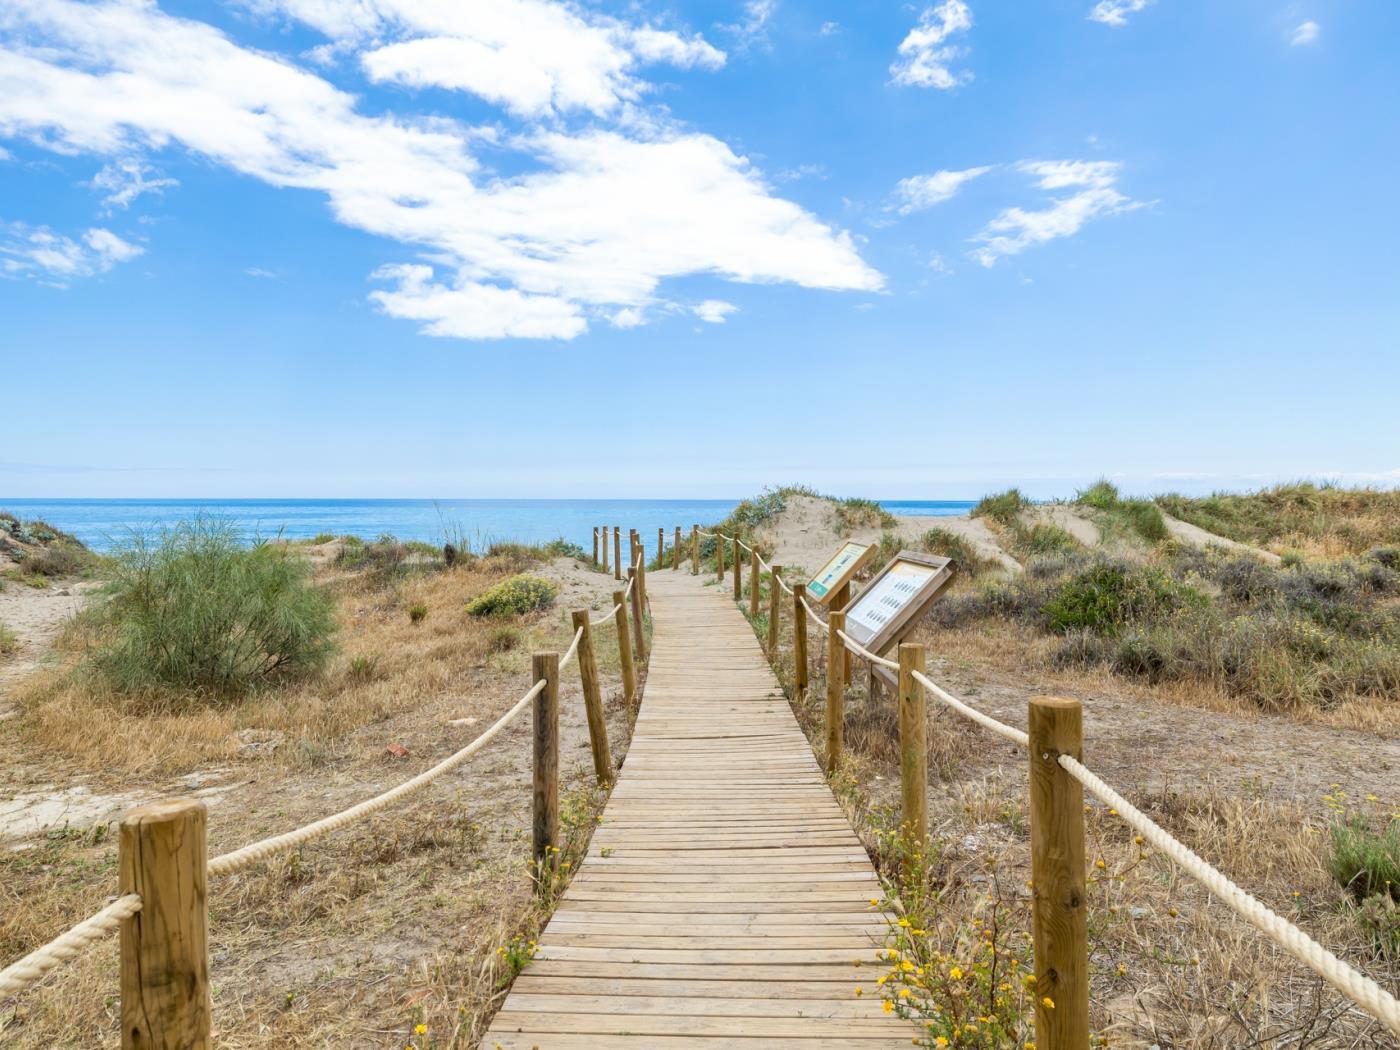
[0,548,639,1048]
[746,584,1400,1047]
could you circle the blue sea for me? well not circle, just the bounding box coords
[0,499,978,553]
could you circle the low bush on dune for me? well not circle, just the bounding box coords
[87,518,336,699]
[971,488,1028,527]
[0,622,17,656]
[1158,482,1400,556]
[832,497,897,532]
[465,574,557,617]
[1075,479,1168,544]
[918,527,996,578]
[937,543,1400,714]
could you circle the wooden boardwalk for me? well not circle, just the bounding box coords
[484,570,912,1048]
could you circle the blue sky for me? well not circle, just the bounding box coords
[2,0,1397,499]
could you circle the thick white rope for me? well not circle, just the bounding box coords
[911,669,1030,748]
[0,894,143,998]
[208,678,546,877]
[1058,754,1400,1037]
[801,597,829,634]
[836,628,898,669]
[590,601,623,627]
[559,626,584,671]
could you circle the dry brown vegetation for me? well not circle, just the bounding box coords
[0,541,641,1048]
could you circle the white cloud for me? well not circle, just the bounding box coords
[891,1,972,90]
[819,21,840,36]
[255,0,725,117]
[1087,0,1153,27]
[720,1,778,52]
[927,252,952,275]
[693,299,737,323]
[244,266,277,278]
[970,160,1140,266]
[892,165,991,213]
[0,0,878,340]
[90,159,178,209]
[1290,20,1320,46]
[1,222,142,282]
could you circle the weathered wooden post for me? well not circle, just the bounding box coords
[601,525,609,573]
[691,524,699,576]
[898,643,928,852]
[832,582,853,685]
[628,566,647,662]
[792,584,808,702]
[613,589,636,702]
[612,526,622,581]
[748,546,760,617]
[120,800,211,1050]
[1029,696,1090,1050]
[825,611,846,776]
[636,543,648,611]
[658,527,665,569]
[715,531,724,581]
[732,537,742,602]
[673,526,681,570]
[767,564,782,655]
[592,526,599,566]
[531,651,560,893]
[571,610,611,785]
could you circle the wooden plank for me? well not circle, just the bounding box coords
[484,570,910,1047]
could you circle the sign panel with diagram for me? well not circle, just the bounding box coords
[840,551,955,655]
[805,542,874,604]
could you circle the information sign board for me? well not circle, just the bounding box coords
[840,551,955,656]
[805,542,874,605]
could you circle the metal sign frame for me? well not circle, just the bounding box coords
[804,541,876,606]
[840,550,955,656]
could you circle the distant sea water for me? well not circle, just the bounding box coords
[0,498,978,554]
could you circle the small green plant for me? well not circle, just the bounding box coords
[309,533,336,545]
[833,497,897,532]
[408,602,429,624]
[1327,814,1399,903]
[972,489,1028,527]
[1075,479,1167,543]
[466,574,557,617]
[487,625,523,652]
[347,653,381,682]
[541,537,589,560]
[88,518,337,698]
[919,527,995,577]
[1076,478,1120,510]
[0,621,18,656]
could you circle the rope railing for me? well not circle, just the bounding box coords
[4,533,656,1024]
[0,894,143,998]
[717,537,1400,1041]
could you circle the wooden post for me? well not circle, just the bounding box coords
[792,583,808,702]
[658,527,665,569]
[601,525,609,573]
[767,565,782,655]
[832,582,853,685]
[531,651,560,892]
[748,546,760,617]
[898,643,928,851]
[1029,696,1089,1050]
[715,531,724,581]
[572,610,611,785]
[636,543,648,610]
[592,526,599,566]
[613,526,622,581]
[825,611,846,776]
[628,566,647,661]
[673,526,681,570]
[613,589,636,702]
[732,537,742,602]
[120,800,211,1050]
[691,524,699,576]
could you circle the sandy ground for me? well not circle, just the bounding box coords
[0,580,98,719]
[1162,510,1283,563]
[757,495,1020,574]
[1028,503,1102,546]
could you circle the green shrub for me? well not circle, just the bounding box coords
[0,622,17,656]
[1076,479,1120,510]
[919,527,995,577]
[972,489,1028,527]
[465,574,557,617]
[542,537,589,560]
[1025,523,1078,555]
[89,519,336,698]
[1041,563,1202,635]
[309,533,336,545]
[21,543,89,577]
[408,602,428,624]
[1328,816,1400,902]
[487,625,523,652]
[347,653,380,682]
[1074,480,1166,543]
[833,497,897,532]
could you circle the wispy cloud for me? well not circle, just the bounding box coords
[244,266,277,279]
[891,1,973,89]
[1,223,142,284]
[1087,0,1153,27]
[1290,20,1321,46]
[90,160,178,210]
[892,165,992,213]
[0,0,878,340]
[719,1,778,53]
[693,299,738,323]
[970,160,1141,266]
